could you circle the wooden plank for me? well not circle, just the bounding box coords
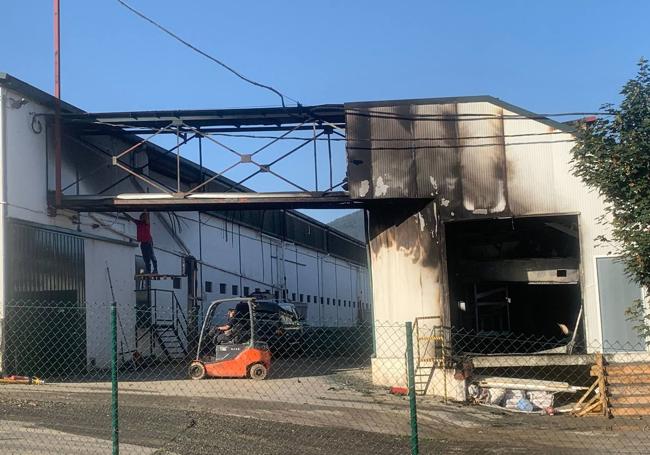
[572,379,599,415]
[609,395,650,405]
[606,364,650,375]
[597,353,609,417]
[577,398,602,417]
[606,375,650,385]
[609,384,650,395]
[611,407,650,417]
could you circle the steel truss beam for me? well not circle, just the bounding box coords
[61,192,364,212]
[56,105,348,211]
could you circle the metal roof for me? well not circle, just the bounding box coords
[345,95,575,133]
[62,105,346,135]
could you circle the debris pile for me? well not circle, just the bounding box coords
[468,376,585,414]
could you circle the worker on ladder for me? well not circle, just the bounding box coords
[125,211,158,274]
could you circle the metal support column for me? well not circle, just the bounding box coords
[111,302,120,455]
[184,255,199,352]
[405,321,419,455]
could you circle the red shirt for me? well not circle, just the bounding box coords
[135,220,153,243]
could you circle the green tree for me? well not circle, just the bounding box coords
[571,58,650,343]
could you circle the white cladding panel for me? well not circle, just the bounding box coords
[1,89,370,373]
[84,239,136,367]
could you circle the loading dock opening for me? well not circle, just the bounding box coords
[445,215,585,352]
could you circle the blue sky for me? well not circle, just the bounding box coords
[2,0,649,222]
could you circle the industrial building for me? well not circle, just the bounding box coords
[344,97,649,392]
[0,72,647,387]
[0,73,370,373]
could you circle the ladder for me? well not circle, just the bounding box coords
[413,316,449,398]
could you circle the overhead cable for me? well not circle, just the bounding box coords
[115,0,298,108]
[347,138,576,150]
[209,129,571,142]
[346,109,609,122]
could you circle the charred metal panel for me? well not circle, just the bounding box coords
[412,103,463,214]
[347,105,417,198]
[367,200,447,325]
[456,103,508,215]
[346,100,516,219]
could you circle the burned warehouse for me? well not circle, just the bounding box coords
[0,74,647,391]
[344,97,648,390]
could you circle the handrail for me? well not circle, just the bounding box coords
[149,288,189,356]
[172,292,188,340]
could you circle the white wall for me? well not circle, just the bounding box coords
[1,87,370,372]
[84,239,136,367]
[154,211,370,328]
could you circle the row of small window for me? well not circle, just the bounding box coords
[205,281,267,297]
[204,281,370,310]
[290,293,367,309]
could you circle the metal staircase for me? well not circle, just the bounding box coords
[137,289,188,360]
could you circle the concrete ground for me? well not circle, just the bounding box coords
[0,361,648,454]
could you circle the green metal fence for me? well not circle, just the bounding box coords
[1,300,650,454]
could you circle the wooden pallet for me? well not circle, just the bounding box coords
[573,353,650,417]
[572,353,608,417]
[605,362,650,417]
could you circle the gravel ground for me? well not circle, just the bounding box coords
[0,369,648,454]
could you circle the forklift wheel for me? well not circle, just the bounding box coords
[188,362,206,380]
[248,363,268,380]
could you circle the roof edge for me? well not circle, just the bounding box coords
[0,72,82,114]
[344,95,575,133]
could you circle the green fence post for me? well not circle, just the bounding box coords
[111,302,119,455]
[405,321,419,455]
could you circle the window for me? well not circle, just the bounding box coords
[244,286,250,296]
[338,299,341,306]
[292,293,296,301]
[173,277,182,289]
[204,281,213,293]
[320,297,324,305]
[344,300,348,307]
[307,295,311,303]
[274,290,280,300]
[219,283,227,294]
[314,296,318,305]
[232,285,238,296]
[353,301,356,308]
[327,298,330,305]
[300,294,304,302]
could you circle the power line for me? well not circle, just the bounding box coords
[115,0,298,108]
[347,138,576,151]
[209,129,570,142]
[346,108,608,122]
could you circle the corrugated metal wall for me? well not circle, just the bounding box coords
[6,219,85,303]
[345,99,570,220]
[4,219,87,376]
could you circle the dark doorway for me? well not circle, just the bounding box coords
[445,215,584,351]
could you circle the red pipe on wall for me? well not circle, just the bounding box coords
[54,0,62,207]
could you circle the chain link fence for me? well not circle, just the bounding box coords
[1,299,649,454]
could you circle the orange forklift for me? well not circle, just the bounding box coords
[188,298,271,380]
